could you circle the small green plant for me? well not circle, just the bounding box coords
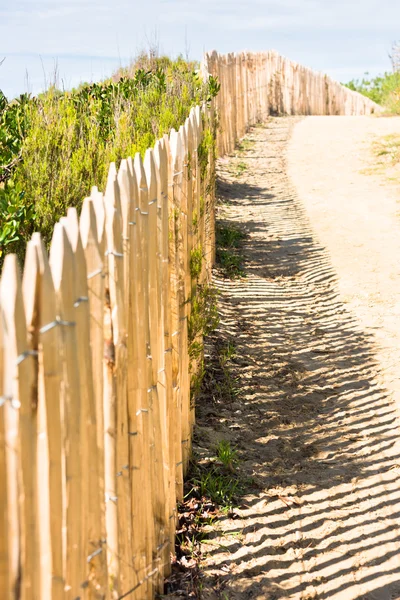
[237,138,255,153]
[198,127,215,183]
[373,134,400,162]
[235,161,247,176]
[192,208,199,231]
[187,439,242,510]
[193,468,241,508]
[188,284,219,348]
[219,340,236,366]
[214,369,240,404]
[190,245,203,279]
[217,224,245,248]
[216,223,246,279]
[216,440,238,471]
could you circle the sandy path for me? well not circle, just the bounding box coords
[288,116,400,416]
[199,117,400,600]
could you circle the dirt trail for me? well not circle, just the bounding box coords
[199,117,400,600]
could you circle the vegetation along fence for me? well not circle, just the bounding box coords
[0,50,378,600]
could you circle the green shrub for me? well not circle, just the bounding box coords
[0,56,219,262]
[343,71,400,113]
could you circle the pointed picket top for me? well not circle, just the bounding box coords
[22,238,40,342]
[144,148,158,209]
[133,152,149,213]
[185,117,194,156]
[80,198,98,250]
[195,105,202,136]
[0,255,28,364]
[189,106,196,128]
[169,128,182,172]
[104,165,125,344]
[169,128,178,163]
[163,133,170,154]
[80,198,103,282]
[105,162,122,214]
[105,162,118,196]
[104,191,123,257]
[90,186,106,253]
[117,158,135,242]
[63,208,80,252]
[190,110,200,169]
[104,162,123,256]
[30,233,57,320]
[154,139,168,206]
[62,208,88,305]
[126,156,138,210]
[179,124,187,157]
[49,222,76,320]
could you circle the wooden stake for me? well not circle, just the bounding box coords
[49,223,83,599]
[1,255,38,600]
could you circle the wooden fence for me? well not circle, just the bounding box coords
[203,50,381,155]
[0,102,216,600]
[0,50,378,600]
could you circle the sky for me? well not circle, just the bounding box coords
[1,0,400,99]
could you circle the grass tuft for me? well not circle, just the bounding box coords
[216,222,246,279]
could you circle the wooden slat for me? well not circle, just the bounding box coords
[64,206,109,597]
[168,129,184,501]
[79,198,109,599]
[104,162,133,596]
[23,235,64,599]
[91,186,106,254]
[0,288,11,600]
[144,147,170,589]
[156,136,176,562]
[133,152,156,597]
[1,254,37,600]
[178,124,191,475]
[118,158,146,599]
[49,223,83,599]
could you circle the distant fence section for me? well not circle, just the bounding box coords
[203,50,380,155]
[0,49,381,600]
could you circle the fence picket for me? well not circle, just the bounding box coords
[104,163,134,596]
[0,283,11,600]
[169,129,184,501]
[145,147,170,589]
[155,137,176,561]
[1,255,38,600]
[23,236,64,599]
[49,223,83,598]
[133,152,155,597]
[118,158,146,599]
[79,199,109,599]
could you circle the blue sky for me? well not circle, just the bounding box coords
[1,0,400,99]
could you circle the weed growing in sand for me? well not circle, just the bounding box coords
[217,440,239,471]
[237,138,255,153]
[235,161,247,176]
[216,222,246,278]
